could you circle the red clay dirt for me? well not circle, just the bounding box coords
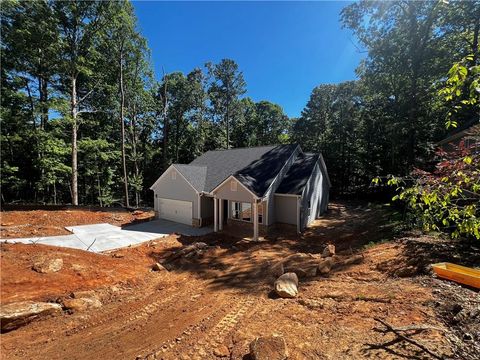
[0,208,154,238]
[0,202,455,359]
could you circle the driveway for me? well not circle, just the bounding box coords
[2,219,212,253]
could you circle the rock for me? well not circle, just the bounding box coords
[0,301,62,331]
[322,244,335,258]
[341,254,363,266]
[317,257,334,275]
[269,261,284,278]
[62,297,102,312]
[152,262,167,272]
[394,266,418,277]
[1,222,14,226]
[282,253,318,278]
[274,272,298,298]
[72,290,96,299]
[213,345,230,357]
[249,335,288,360]
[32,258,63,273]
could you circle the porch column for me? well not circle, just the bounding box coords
[253,200,259,241]
[219,199,224,231]
[214,196,218,232]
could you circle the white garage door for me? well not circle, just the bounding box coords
[157,198,192,225]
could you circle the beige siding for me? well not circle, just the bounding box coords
[274,195,298,225]
[152,167,199,219]
[214,177,255,203]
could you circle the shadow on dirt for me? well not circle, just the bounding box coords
[145,202,399,294]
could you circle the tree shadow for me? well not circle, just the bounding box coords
[145,201,399,294]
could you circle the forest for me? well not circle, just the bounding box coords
[1,0,479,208]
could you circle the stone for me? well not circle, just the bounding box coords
[72,290,96,299]
[213,345,230,357]
[0,301,62,331]
[317,258,334,275]
[62,297,102,312]
[249,335,288,360]
[269,261,284,278]
[322,244,335,258]
[152,262,167,272]
[282,253,318,278]
[32,258,63,273]
[274,272,298,298]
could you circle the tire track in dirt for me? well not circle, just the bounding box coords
[137,289,258,360]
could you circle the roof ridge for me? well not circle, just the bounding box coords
[203,143,295,153]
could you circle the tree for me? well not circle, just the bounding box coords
[341,1,457,173]
[54,0,109,205]
[207,59,246,149]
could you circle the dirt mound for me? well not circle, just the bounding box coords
[0,208,154,238]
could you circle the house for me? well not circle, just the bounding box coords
[150,144,331,240]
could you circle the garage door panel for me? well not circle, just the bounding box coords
[158,198,192,225]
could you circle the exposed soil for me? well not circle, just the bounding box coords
[0,208,154,238]
[0,202,476,360]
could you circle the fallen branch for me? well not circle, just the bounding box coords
[371,318,445,360]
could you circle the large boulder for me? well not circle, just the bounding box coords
[62,297,102,312]
[274,272,299,298]
[1,301,62,332]
[249,335,288,360]
[32,258,63,273]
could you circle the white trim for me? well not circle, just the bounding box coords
[214,196,218,232]
[149,165,199,194]
[197,193,202,223]
[210,175,259,200]
[318,154,331,187]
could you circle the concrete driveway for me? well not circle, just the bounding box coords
[3,219,212,253]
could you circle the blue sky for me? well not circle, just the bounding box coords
[133,1,365,118]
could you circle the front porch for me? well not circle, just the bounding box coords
[212,197,265,241]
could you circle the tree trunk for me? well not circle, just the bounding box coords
[162,77,169,171]
[71,75,79,206]
[131,103,140,208]
[39,76,48,130]
[119,46,129,208]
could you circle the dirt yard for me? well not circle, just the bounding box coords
[0,207,154,238]
[1,202,478,360]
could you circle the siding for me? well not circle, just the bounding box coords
[152,167,199,219]
[274,195,298,225]
[300,162,323,229]
[214,177,255,203]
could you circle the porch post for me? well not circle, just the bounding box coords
[219,198,224,231]
[253,200,259,241]
[214,196,218,232]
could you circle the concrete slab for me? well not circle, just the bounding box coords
[3,219,213,253]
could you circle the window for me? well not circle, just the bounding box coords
[230,201,263,223]
[171,170,176,180]
[258,203,263,224]
[241,203,252,221]
[232,201,241,219]
[230,180,237,192]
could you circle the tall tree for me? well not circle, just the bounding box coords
[207,59,246,149]
[54,0,108,205]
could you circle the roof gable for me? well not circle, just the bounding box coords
[276,152,320,195]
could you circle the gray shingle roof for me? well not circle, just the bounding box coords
[173,164,207,193]
[172,144,298,196]
[276,152,319,195]
[234,144,299,196]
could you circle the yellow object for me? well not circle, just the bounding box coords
[432,262,480,289]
